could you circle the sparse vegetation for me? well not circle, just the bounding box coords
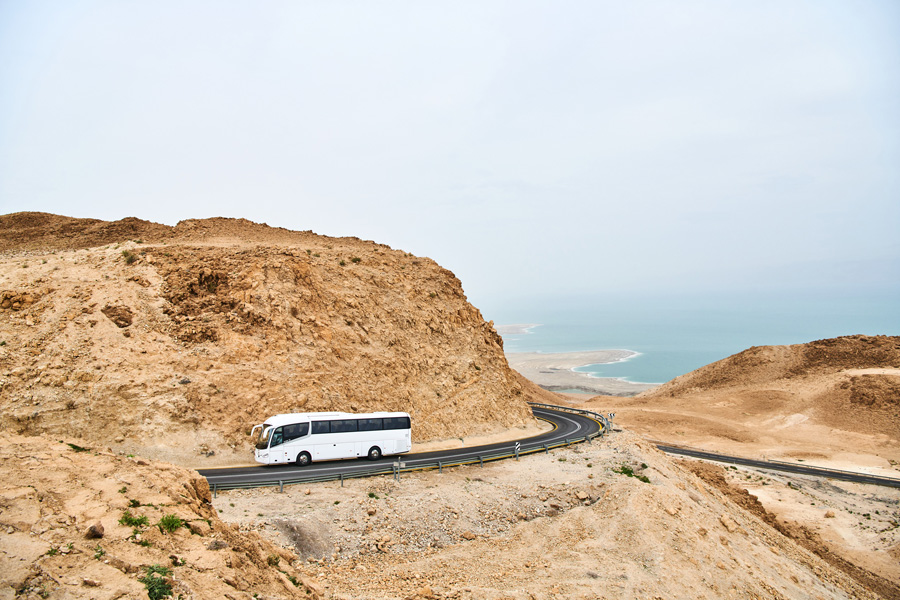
[612,464,651,484]
[157,514,184,533]
[139,564,173,600]
[119,510,149,527]
[66,442,90,452]
[93,544,105,560]
[267,554,280,567]
[351,257,361,263]
[121,249,137,264]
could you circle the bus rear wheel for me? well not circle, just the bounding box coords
[367,446,382,461]
[296,452,311,467]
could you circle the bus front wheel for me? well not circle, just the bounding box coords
[367,446,382,461]
[296,452,311,467]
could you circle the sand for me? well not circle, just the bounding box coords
[505,350,659,396]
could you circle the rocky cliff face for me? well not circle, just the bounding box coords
[0,213,535,465]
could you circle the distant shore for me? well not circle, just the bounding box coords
[506,350,659,396]
[495,323,540,336]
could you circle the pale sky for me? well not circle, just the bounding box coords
[1,1,898,308]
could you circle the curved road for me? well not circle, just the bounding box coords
[655,444,900,489]
[199,405,603,490]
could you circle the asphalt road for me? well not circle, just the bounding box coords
[655,444,900,489]
[198,405,603,490]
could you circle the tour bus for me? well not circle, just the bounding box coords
[251,411,411,466]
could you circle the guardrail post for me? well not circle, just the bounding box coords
[279,480,284,493]
[438,461,442,474]
[585,435,590,445]
[543,444,549,454]
[479,456,483,468]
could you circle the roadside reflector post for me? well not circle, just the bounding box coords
[543,444,549,454]
[479,456,483,468]
[438,461,442,474]
[279,480,283,493]
[515,441,521,460]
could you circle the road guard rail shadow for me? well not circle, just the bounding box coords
[208,402,610,495]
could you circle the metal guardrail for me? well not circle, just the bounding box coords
[209,403,610,494]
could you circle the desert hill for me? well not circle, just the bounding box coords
[0,212,541,465]
[0,433,323,599]
[636,335,900,440]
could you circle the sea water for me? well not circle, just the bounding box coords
[482,290,900,385]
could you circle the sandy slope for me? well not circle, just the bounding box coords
[217,429,890,599]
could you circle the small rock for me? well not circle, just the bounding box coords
[825,510,836,518]
[178,378,191,385]
[84,521,104,539]
[575,491,588,501]
[719,514,738,533]
[461,531,476,540]
[189,521,211,536]
[82,579,101,587]
[665,506,679,516]
[367,507,377,516]
[207,540,229,550]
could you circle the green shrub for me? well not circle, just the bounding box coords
[350,257,361,263]
[66,442,90,452]
[157,514,184,533]
[139,565,173,600]
[121,250,137,264]
[119,510,149,527]
[612,464,651,484]
[94,544,105,560]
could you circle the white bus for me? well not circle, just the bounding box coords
[251,411,411,466]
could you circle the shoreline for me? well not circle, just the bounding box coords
[505,349,660,396]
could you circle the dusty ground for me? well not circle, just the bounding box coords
[216,429,895,600]
[0,434,321,600]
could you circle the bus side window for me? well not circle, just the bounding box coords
[358,418,383,431]
[270,427,284,447]
[331,419,358,433]
[311,421,330,435]
[298,422,309,437]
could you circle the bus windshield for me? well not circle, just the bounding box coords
[255,426,273,450]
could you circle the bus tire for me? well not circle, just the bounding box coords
[296,452,311,467]
[367,446,382,461]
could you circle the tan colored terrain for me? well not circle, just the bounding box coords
[3,212,899,599]
[0,213,538,466]
[219,429,897,599]
[540,335,900,596]
[0,434,321,600]
[577,335,900,473]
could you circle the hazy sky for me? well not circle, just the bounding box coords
[1,1,898,309]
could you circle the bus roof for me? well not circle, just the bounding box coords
[260,411,410,428]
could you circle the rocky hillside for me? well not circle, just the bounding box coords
[640,335,900,438]
[0,433,323,599]
[0,213,536,465]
